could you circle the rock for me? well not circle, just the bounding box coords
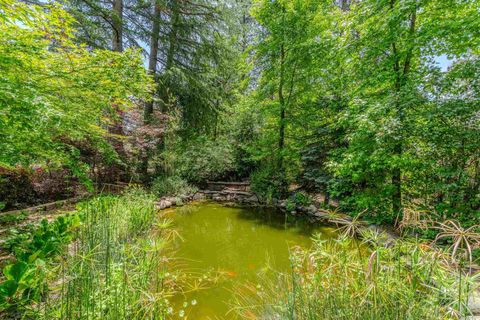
[307,204,317,214]
[193,193,206,201]
[468,291,480,315]
[213,196,223,201]
[163,200,172,208]
[245,195,259,203]
[154,201,167,210]
[163,197,176,205]
[313,210,329,219]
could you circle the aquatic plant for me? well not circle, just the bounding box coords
[234,234,479,320]
[41,188,179,319]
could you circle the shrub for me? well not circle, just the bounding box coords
[291,192,312,206]
[0,166,82,212]
[250,166,288,203]
[0,167,36,211]
[9,215,80,262]
[151,175,197,197]
[174,136,236,184]
[0,214,80,314]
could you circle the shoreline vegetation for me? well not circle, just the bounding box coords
[0,189,182,319]
[1,187,479,319]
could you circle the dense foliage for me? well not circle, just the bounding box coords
[244,0,479,226]
[1,0,479,317]
[0,214,80,314]
[0,1,151,179]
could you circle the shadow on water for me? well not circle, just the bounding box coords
[234,204,328,238]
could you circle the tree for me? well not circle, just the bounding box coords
[329,0,479,219]
[0,1,151,182]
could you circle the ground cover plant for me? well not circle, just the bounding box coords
[0,189,183,319]
[0,214,80,316]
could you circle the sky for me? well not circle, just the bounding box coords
[436,54,454,71]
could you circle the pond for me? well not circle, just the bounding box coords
[167,202,345,319]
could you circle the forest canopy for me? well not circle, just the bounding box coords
[0,0,478,226]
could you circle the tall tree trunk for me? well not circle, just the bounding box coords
[112,0,123,52]
[144,0,162,123]
[277,7,287,195]
[277,8,286,172]
[106,0,125,182]
[166,2,178,72]
[390,1,416,216]
[140,0,162,183]
[159,0,179,113]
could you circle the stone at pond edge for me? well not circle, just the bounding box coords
[313,210,329,219]
[245,195,259,203]
[468,291,480,315]
[154,201,166,210]
[307,204,317,214]
[162,197,176,205]
[193,193,206,201]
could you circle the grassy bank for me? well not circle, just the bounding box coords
[1,188,180,319]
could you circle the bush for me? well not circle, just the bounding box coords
[291,192,312,206]
[0,167,36,211]
[250,166,288,203]
[0,214,80,314]
[285,192,313,211]
[151,175,197,197]
[0,166,81,212]
[174,136,236,184]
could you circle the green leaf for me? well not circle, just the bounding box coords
[0,280,18,298]
[3,262,28,282]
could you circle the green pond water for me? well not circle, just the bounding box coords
[167,202,343,319]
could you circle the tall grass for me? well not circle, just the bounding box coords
[234,232,479,320]
[43,189,177,319]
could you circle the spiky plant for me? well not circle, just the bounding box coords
[396,206,432,235]
[434,219,480,317]
[434,219,480,263]
[331,210,368,239]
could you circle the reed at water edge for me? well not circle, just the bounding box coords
[43,188,179,320]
